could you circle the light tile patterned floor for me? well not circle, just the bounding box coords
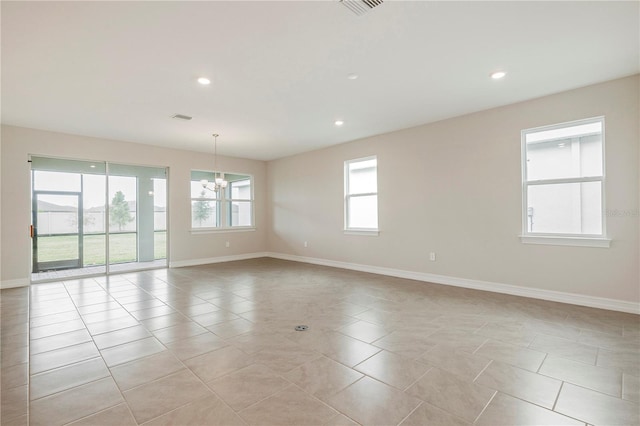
[1,258,639,425]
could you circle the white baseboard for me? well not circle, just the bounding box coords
[169,252,269,268]
[1,278,29,289]
[8,252,637,314]
[265,252,640,315]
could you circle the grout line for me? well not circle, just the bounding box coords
[488,388,588,425]
[403,366,432,392]
[396,401,423,426]
[473,359,494,382]
[56,401,125,426]
[472,337,489,355]
[552,381,564,411]
[473,389,497,424]
[213,370,294,421]
[537,353,548,373]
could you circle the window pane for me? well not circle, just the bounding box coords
[230,179,251,200]
[348,159,377,194]
[35,193,79,262]
[525,121,601,144]
[348,195,378,229]
[153,178,167,233]
[526,125,602,181]
[108,176,137,233]
[191,200,218,228]
[84,234,105,266]
[191,181,218,199]
[83,174,107,235]
[527,181,602,234]
[108,175,137,264]
[34,171,81,192]
[83,174,107,266]
[230,201,252,227]
[153,178,167,260]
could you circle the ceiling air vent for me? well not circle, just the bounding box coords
[172,114,192,121]
[340,0,383,16]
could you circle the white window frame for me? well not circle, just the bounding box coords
[344,156,379,235]
[520,116,610,248]
[227,177,255,229]
[190,170,255,233]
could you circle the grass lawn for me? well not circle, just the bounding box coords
[37,231,166,265]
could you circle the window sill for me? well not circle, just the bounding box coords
[344,229,379,236]
[519,235,611,248]
[191,227,256,235]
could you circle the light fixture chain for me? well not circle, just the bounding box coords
[201,133,228,193]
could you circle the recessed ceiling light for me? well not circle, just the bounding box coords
[347,73,359,80]
[335,120,344,126]
[197,77,211,85]
[90,164,96,168]
[490,71,507,80]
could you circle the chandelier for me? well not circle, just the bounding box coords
[200,133,228,192]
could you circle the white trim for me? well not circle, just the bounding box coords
[345,155,379,232]
[169,252,268,268]
[520,235,611,248]
[32,271,107,285]
[190,169,255,229]
[526,176,603,186]
[343,229,379,236]
[191,227,256,235]
[521,116,606,240]
[522,116,604,140]
[1,278,30,289]
[265,252,639,315]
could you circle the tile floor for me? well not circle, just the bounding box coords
[1,258,639,425]
[32,259,168,283]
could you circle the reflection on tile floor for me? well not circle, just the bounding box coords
[2,258,639,425]
[31,259,167,283]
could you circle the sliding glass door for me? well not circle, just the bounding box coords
[30,156,168,282]
[107,164,167,273]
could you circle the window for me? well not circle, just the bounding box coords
[30,157,168,281]
[191,171,219,228]
[228,178,252,227]
[521,117,608,246]
[190,171,253,230]
[345,156,378,233]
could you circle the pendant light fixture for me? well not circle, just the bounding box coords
[200,133,228,192]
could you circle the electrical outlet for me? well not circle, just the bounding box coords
[429,252,436,261]
[304,241,308,248]
[225,241,230,248]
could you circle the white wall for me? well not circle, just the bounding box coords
[267,75,640,306]
[1,126,268,284]
[2,76,638,310]
[0,128,3,286]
